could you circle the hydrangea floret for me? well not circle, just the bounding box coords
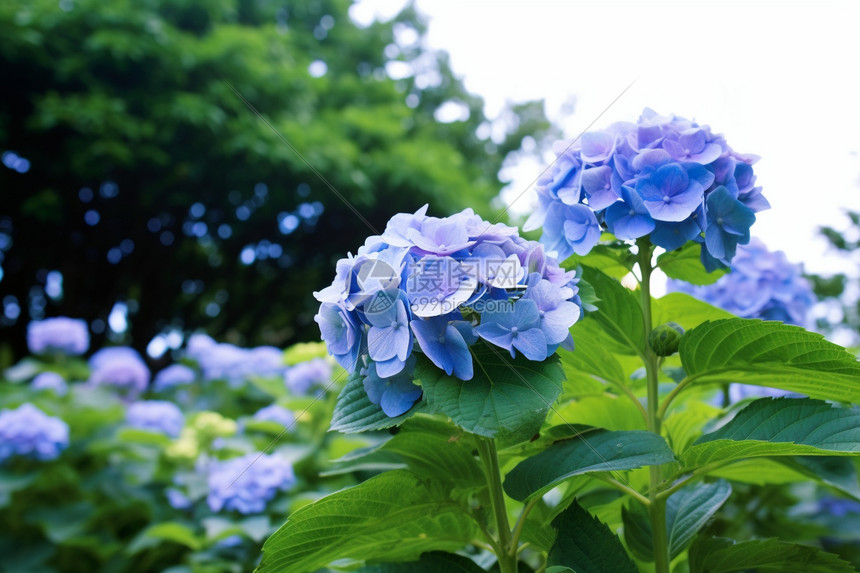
[525,108,769,269]
[0,403,69,462]
[314,205,583,417]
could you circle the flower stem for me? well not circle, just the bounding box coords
[476,435,518,573]
[636,237,671,573]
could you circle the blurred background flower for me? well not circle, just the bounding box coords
[0,403,69,462]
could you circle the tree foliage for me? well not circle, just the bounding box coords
[0,0,552,360]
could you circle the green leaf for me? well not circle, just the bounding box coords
[330,416,484,489]
[682,398,860,468]
[417,343,565,444]
[330,369,421,433]
[249,375,289,400]
[116,427,172,447]
[679,319,860,402]
[283,342,328,365]
[578,266,645,356]
[657,242,727,285]
[565,244,636,280]
[708,458,811,486]
[552,395,647,432]
[503,430,676,501]
[547,501,637,573]
[257,470,478,573]
[708,456,860,499]
[621,503,654,561]
[665,480,731,558]
[128,522,201,553]
[664,401,723,455]
[787,456,860,499]
[357,552,485,572]
[652,292,733,332]
[623,481,731,561]
[562,320,627,389]
[689,537,856,573]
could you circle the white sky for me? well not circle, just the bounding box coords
[351,0,860,276]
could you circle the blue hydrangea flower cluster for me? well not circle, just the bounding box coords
[31,371,68,396]
[153,364,196,391]
[819,497,860,517]
[669,238,815,327]
[314,205,582,417]
[88,347,151,400]
[525,108,769,269]
[186,334,285,385]
[253,404,296,427]
[126,400,185,437]
[27,317,90,355]
[206,453,296,514]
[284,357,331,394]
[0,403,69,463]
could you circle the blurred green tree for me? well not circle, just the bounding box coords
[810,210,860,347]
[0,0,554,361]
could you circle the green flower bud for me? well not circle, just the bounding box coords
[649,322,685,356]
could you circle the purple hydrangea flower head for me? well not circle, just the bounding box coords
[206,453,295,514]
[153,364,196,391]
[186,333,217,361]
[284,357,332,394]
[0,403,69,462]
[193,341,285,385]
[27,317,89,355]
[246,346,286,377]
[315,206,583,417]
[253,404,295,428]
[31,371,68,396]
[88,347,151,400]
[126,400,184,437]
[669,238,815,328]
[527,109,767,267]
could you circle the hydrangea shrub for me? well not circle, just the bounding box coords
[259,112,860,573]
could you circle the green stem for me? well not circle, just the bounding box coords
[637,237,671,573]
[658,460,733,501]
[594,474,651,507]
[590,375,649,423]
[510,498,538,550]
[476,436,518,573]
